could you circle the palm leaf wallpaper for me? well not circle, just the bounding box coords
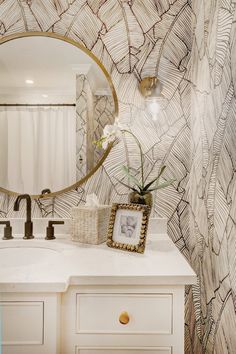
[189,1,236,353]
[0,0,235,352]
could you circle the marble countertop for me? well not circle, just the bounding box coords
[0,231,196,292]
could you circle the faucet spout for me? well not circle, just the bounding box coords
[14,194,34,239]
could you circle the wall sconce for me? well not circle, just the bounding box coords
[139,77,163,121]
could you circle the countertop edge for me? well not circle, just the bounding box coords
[0,274,197,293]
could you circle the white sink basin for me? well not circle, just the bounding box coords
[0,246,60,268]
[0,239,78,269]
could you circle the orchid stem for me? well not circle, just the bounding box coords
[122,129,144,189]
[121,133,131,188]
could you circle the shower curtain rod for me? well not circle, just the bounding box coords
[0,104,76,107]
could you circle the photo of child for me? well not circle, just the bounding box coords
[120,215,138,238]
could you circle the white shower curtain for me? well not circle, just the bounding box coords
[0,106,76,195]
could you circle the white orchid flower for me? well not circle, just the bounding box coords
[101,123,122,149]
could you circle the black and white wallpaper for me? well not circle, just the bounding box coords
[76,74,115,175]
[187,0,236,353]
[0,0,235,353]
[76,74,88,177]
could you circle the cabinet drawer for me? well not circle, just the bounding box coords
[76,348,171,354]
[76,293,172,334]
[1,301,44,345]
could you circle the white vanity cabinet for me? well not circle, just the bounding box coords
[1,285,186,354]
[61,285,185,354]
[0,220,196,354]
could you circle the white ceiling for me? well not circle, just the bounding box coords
[0,36,111,99]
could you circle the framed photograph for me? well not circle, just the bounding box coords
[107,203,150,254]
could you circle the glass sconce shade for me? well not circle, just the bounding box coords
[145,97,160,121]
[139,77,163,121]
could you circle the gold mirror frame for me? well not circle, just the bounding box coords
[0,32,118,199]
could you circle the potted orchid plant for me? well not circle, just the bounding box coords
[96,122,175,208]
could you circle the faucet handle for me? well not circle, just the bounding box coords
[0,221,13,240]
[45,220,64,240]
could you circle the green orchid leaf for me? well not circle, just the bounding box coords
[122,165,142,189]
[147,179,175,192]
[114,177,139,193]
[143,166,166,191]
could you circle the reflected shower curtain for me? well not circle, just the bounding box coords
[0,106,76,195]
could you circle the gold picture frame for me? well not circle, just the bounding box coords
[107,203,150,254]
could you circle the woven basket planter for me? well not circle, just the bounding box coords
[71,205,111,245]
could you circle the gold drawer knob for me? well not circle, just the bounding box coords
[119,311,130,325]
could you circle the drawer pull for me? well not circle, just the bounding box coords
[119,311,130,325]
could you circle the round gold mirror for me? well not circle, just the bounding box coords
[0,32,118,198]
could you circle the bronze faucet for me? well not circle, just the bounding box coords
[14,194,34,239]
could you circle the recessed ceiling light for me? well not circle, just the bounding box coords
[42,94,48,98]
[25,79,34,84]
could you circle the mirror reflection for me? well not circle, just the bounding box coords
[0,35,116,196]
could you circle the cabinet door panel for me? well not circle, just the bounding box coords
[1,301,43,345]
